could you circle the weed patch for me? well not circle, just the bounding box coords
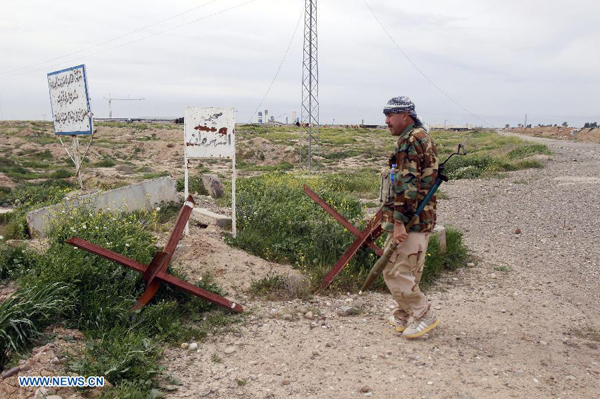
[508,144,551,159]
[248,272,311,301]
[92,159,116,168]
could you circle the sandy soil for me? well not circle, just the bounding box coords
[0,327,103,399]
[159,133,600,398]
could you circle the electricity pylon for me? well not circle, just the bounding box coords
[301,0,319,171]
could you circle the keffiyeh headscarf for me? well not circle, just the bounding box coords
[383,96,425,128]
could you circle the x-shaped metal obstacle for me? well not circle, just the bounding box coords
[66,196,243,313]
[303,185,384,289]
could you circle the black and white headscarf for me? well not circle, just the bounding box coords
[383,96,426,129]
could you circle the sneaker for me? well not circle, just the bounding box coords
[402,311,439,339]
[387,315,408,333]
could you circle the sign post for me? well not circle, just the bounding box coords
[47,64,93,189]
[183,107,236,236]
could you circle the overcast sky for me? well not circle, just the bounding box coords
[0,0,598,127]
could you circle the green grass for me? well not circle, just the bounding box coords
[0,283,72,369]
[0,181,76,239]
[507,144,551,159]
[237,161,294,172]
[176,175,209,196]
[227,171,471,292]
[234,126,548,180]
[429,130,551,179]
[92,159,116,168]
[0,157,42,181]
[142,171,170,180]
[225,172,366,272]
[0,244,36,281]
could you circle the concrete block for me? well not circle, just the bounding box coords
[431,224,447,252]
[27,177,177,237]
[191,208,231,229]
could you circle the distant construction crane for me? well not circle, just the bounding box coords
[104,94,145,118]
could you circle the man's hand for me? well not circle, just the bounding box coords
[394,220,408,245]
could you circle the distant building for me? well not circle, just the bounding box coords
[258,111,263,124]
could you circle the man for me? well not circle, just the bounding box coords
[381,96,440,339]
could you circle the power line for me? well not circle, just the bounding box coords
[2,0,259,79]
[247,5,304,123]
[0,0,223,77]
[362,0,495,128]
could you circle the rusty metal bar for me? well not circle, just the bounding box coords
[158,272,243,312]
[320,211,383,289]
[163,196,195,255]
[134,197,195,309]
[303,185,361,235]
[303,185,383,255]
[65,237,147,273]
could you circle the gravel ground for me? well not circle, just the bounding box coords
[163,133,600,399]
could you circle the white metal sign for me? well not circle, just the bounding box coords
[184,107,235,159]
[183,107,237,237]
[47,64,93,135]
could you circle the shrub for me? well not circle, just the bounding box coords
[421,236,443,285]
[4,181,74,208]
[93,159,116,168]
[443,227,469,270]
[444,154,544,180]
[176,175,209,196]
[228,172,471,292]
[507,144,551,159]
[69,327,161,391]
[228,173,364,261]
[50,169,72,179]
[0,244,36,281]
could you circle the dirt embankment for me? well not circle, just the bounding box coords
[508,127,600,144]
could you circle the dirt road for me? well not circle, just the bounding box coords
[165,133,600,398]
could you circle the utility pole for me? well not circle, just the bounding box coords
[301,0,319,171]
[104,94,145,118]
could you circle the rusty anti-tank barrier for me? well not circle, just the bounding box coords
[66,196,243,313]
[303,185,384,289]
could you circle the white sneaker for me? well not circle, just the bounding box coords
[402,311,439,339]
[387,315,408,333]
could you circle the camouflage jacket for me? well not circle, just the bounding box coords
[382,124,439,233]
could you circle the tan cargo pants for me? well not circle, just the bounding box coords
[382,232,430,320]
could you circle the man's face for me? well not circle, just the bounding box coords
[385,111,410,136]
